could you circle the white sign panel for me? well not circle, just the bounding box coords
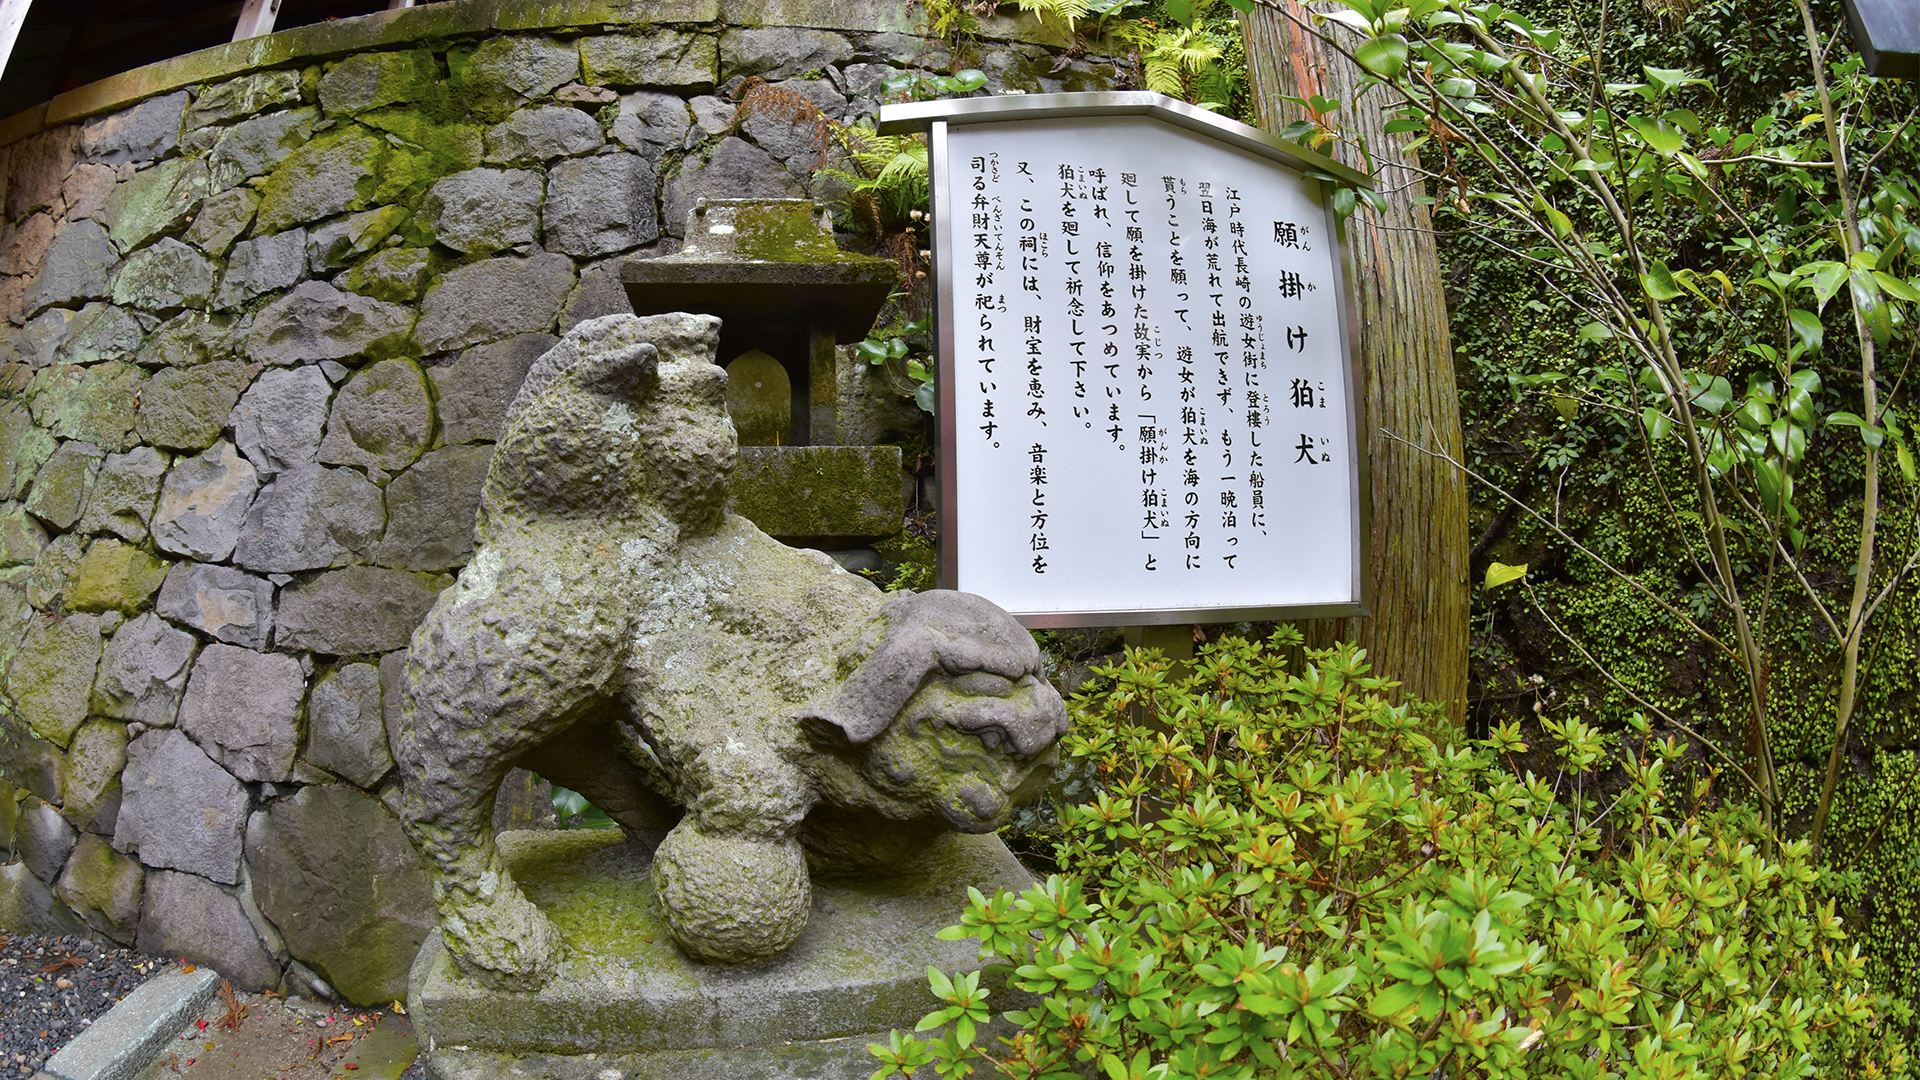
[889,95,1366,627]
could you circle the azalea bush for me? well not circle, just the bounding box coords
[873,634,1912,1078]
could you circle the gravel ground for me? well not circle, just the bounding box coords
[2,933,430,1079]
[0,932,172,1076]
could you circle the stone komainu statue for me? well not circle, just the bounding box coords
[390,313,1067,989]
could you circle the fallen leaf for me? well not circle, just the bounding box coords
[39,956,83,973]
[182,964,196,973]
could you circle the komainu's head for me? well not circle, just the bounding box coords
[800,591,1069,832]
[481,313,737,534]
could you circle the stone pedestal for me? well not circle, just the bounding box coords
[410,829,1032,1080]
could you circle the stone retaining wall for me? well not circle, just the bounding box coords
[0,0,1122,1004]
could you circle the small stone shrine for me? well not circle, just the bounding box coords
[398,312,1067,1078]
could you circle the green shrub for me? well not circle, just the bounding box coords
[874,634,1912,1079]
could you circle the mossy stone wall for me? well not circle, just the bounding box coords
[0,0,1124,1004]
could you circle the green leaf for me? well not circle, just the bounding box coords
[1356,35,1409,79]
[1787,308,1824,352]
[1577,321,1614,342]
[1873,271,1920,302]
[1900,441,1916,484]
[1625,116,1683,156]
[1485,562,1528,589]
[1642,261,1682,301]
[1689,374,1733,413]
[1641,406,1672,441]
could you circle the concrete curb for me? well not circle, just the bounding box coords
[35,967,220,1080]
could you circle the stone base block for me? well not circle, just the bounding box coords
[410,829,1032,1080]
[728,445,904,546]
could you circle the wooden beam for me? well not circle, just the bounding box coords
[0,0,32,84]
[231,0,280,41]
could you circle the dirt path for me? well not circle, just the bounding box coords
[143,987,422,1080]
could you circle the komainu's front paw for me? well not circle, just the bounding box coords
[440,875,568,991]
[651,822,810,964]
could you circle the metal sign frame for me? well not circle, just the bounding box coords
[881,92,1371,628]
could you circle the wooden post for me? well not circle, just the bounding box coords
[1240,1,1471,722]
[0,0,32,84]
[232,0,283,41]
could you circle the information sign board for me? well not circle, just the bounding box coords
[880,93,1369,627]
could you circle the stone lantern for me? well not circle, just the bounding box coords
[622,200,908,549]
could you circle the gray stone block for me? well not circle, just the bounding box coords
[101,157,208,253]
[0,403,54,500]
[30,360,142,451]
[17,307,73,367]
[136,870,281,991]
[52,832,142,944]
[0,861,85,937]
[183,187,259,257]
[317,358,433,472]
[24,532,85,611]
[254,125,380,233]
[136,310,247,368]
[229,364,333,476]
[79,92,188,167]
[556,259,635,333]
[374,444,491,572]
[274,566,447,656]
[7,128,76,222]
[687,94,735,138]
[57,718,127,837]
[0,212,56,276]
[0,503,48,566]
[336,246,432,304]
[7,612,104,749]
[721,27,854,81]
[137,361,247,451]
[459,35,581,120]
[155,562,275,650]
[610,92,693,160]
[429,333,554,444]
[111,236,217,313]
[16,795,77,883]
[543,153,660,257]
[662,137,807,237]
[483,106,604,164]
[115,729,250,883]
[305,663,393,788]
[208,107,318,192]
[151,441,259,562]
[423,167,543,255]
[179,643,304,783]
[61,163,120,225]
[51,302,144,366]
[415,251,576,354]
[73,446,168,543]
[215,228,308,308]
[246,784,432,1004]
[581,31,718,91]
[244,280,414,365]
[234,463,385,573]
[188,70,305,128]
[25,440,106,531]
[318,49,438,117]
[25,219,117,316]
[93,612,197,725]
[741,79,848,166]
[306,205,408,272]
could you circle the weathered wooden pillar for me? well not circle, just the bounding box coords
[1242,1,1470,721]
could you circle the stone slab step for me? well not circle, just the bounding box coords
[36,967,219,1080]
